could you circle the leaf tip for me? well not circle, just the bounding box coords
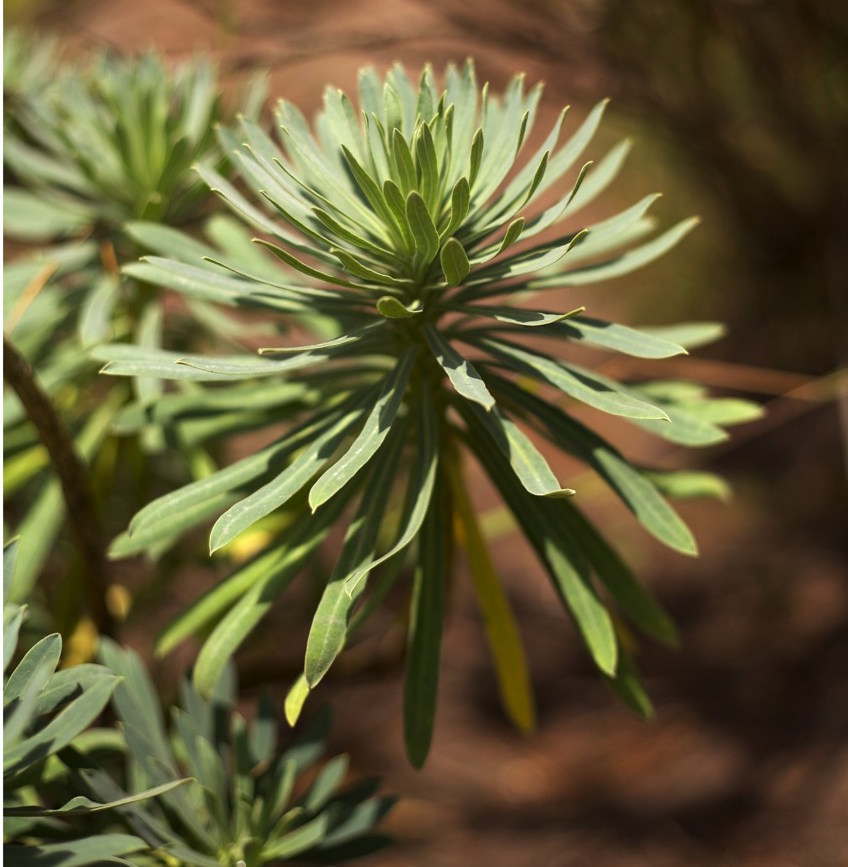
[545,488,576,499]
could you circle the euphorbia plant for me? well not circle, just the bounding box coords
[3,40,271,611]
[99,61,760,765]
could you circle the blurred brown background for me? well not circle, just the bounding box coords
[7,1,848,865]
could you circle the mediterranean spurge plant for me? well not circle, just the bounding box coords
[100,61,759,765]
[3,40,269,610]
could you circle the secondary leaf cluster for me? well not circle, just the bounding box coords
[2,38,269,607]
[2,537,392,866]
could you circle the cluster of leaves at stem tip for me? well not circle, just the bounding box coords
[3,31,268,603]
[4,537,393,866]
[96,59,761,768]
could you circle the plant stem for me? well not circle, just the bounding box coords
[3,334,114,636]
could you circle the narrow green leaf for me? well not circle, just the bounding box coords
[4,634,61,706]
[455,303,585,327]
[380,179,414,252]
[478,337,669,420]
[390,126,418,194]
[423,325,495,411]
[343,387,439,595]
[6,779,191,817]
[606,648,654,718]
[552,316,688,359]
[644,469,731,502]
[468,128,484,189]
[341,144,406,247]
[440,177,470,240]
[284,675,310,727]
[329,247,410,287]
[403,472,447,768]
[414,122,439,211]
[309,348,416,512]
[210,402,366,551]
[124,430,311,551]
[156,538,299,656]
[253,238,364,289]
[639,321,727,350]
[3,606,24,673]
[4,676,117,777]
[558,502,679,646]
[300,754,349,812]
[259,322,380,356]
[304,420,408,687]
[461,421,618,674]
[263,812,330,859]
[3,833,147,866]
[405,190,440,265]
[539,98,608,196]
[458,400,573,499]
[566,138,632,215]
[535,217,701,287]
[194,501,348,696]
[490,373,697,555]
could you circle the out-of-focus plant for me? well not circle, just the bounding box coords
[99,60,760,765]
[3,539,392,865]
[3,540,188,866]
[2,34,268,626]
[95,640,394,866]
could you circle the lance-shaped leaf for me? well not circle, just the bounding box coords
[606,647,655,719]
[536,98,608,197]
[477,336,669,420]
[532,217,700,287]
[304,420,408,688]
[439,176,470,240]
[119,410,341,555]
[5,779,191,817]
[343,387,439,595]
[557,502,679,646]
[469,226,587,283]
[406,190,440,266]
[309,347,416,512]
[451,303,585,328]
[194,499,349,696]
[210,399,368,551]
[403,470,447,768]
[456,399,574,499]
[4,676,118,777]
[639,321,726,350]
[550,315,688,358]
[644,469,731,502]
[3,833,148,866]
[566,138,632,215]
[463,417,617,674]
[259,321,382,356]
[423,324,495,410]
[489,373,697,555]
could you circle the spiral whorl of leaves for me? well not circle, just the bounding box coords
[101,61,760,766]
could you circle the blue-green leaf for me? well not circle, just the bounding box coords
[309,347,416,511]
[423,325,495,411]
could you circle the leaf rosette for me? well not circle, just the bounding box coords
[102,61,761,766]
